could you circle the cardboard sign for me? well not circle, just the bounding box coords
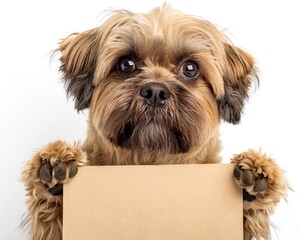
[63,164,243,240]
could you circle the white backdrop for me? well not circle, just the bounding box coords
[0,0,299,239]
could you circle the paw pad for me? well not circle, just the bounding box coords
[241,170,255,186]
[54,161,66,181]
[48,183,64,196]
[69,160,78,178]
[243,189,256,202]
[39,160,52,183]
[253,178,268,192]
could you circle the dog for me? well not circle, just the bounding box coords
[21,4,288,240]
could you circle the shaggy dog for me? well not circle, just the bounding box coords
[22,4,287,240]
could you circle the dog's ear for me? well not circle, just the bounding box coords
[218,44,258,124]
[57,28,99,111]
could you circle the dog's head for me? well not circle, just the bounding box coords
[57,5,257,154]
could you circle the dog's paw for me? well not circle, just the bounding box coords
[233,164,267,202]
[24,140,87,196]
[231,150,287,207]
[39,157,78,196]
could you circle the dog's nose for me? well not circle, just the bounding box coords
[140,83,170,107]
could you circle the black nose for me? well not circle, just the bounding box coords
[140,83,170,107]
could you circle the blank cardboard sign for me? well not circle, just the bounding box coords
[63,164,243,240]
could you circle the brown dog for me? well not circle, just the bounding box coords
[22,4,288,240]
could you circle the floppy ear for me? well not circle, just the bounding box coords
[57,28,99,111]
[217,44,258,124]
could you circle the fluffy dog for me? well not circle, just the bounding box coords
[22,4,288,240]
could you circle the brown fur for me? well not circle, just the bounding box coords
[22,4,287,240]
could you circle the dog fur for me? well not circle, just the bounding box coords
[22,4,287,240]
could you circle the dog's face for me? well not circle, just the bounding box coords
[57,5,257,154]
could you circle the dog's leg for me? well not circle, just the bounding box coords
[231,150,288,240]
[21,140,87,240]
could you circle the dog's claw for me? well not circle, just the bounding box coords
[39,161,52,183]
[54,161,66,181]
[69,160,78,178]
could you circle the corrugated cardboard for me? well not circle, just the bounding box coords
[63,164,243,240]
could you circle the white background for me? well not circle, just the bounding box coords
[0,0,299,239]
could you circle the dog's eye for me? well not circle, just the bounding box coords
[117,56,137,76]
[180,61,200,79]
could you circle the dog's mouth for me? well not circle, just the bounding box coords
[110,122,190,154]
